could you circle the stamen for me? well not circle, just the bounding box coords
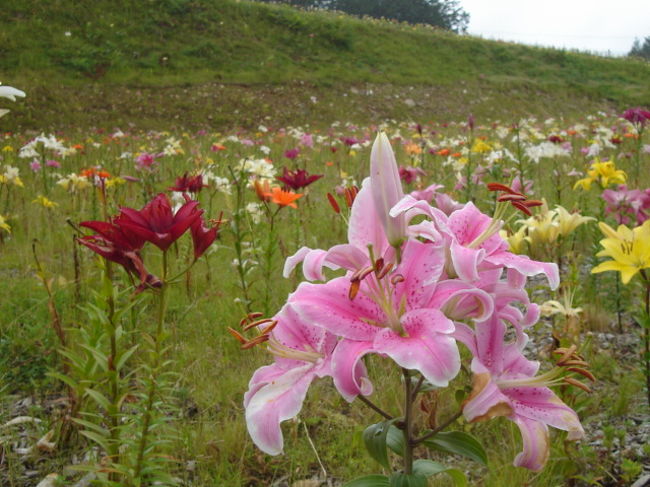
[228,327,247,344]
[349,279,361,300]
[243,318,275,332]
[567,367,596,382]
[374,258,384,274]
[487,182,522,195]
[390,274,405,285]
[377,262,394,280]
[563,377,591,393]
[554,345,578,365]
[497,194,527,202]
[242,334,270,350]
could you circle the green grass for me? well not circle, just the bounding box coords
[1,0,649,129]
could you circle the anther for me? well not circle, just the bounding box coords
[377,262,394,280]
[349,280,361,300]
[390,274,405,285]
[567,367,596,382]
[241,334,270,350]
[243,318,275,332]
[563,377,591,393]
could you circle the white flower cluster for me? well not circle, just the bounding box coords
[19,134,74,159]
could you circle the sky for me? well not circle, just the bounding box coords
[460,0,650,56]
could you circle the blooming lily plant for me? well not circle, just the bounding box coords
[234,133,588,483]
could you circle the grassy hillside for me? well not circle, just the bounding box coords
[1,0,649,129]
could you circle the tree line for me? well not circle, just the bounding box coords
[256,0,470,33]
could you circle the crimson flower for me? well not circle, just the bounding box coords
[622,107,650,127]
[190,214,221,260]
[398,165,425,184]
[169,173,206,193]
[283,148,300,160]
[78,220,160,287]
[117,193,202,251]
[276,168,323,190]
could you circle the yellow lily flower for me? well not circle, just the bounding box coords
[554,206,595,237]
[573,158,626,191]
[32,195,58,209]
[592,220,650,284]
[471,139,492,154]
[0,214,11,233]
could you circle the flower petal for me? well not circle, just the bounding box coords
[374,309,460,387]
[486,251,560,290]
[512,416,550,471]
[290,278,382,341]
[244,363,316,456]
[331,339,375,402]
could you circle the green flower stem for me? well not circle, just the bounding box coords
[133,250,169,483]
[402,368,414,475]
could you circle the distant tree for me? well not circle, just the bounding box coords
[256,0,469,32]
[629,37,650,60]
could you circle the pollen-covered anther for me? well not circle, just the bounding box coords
[563,377,591,393]
[353,265,376,282]
[228,327,248,345]
[553,345,578,365]
[260,321,278,335]
[374,257,385,274]
[511,201,533,216]
[487,182,522,195]
[243,317,276,332]
[376,262,394,280]
[239,311,264,327]
[497,194,527,202]
[348,279,361,300]
[390,274,405,285]
[241,334,270,350]
[567,367,596,382]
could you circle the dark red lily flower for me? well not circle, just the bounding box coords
[117,193,202,251]
[78,220,156,285]
[169,173,206,193]
[398,165,425,184]
[622,107,650,127]
[276,168,323,190]
[190,213,222,260]
[283,148,300,160]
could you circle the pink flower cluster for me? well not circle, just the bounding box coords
[243,134,583,471]
[602,185,650,225]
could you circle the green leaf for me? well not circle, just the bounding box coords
[363,419,398,469]
[412,459,447,477]
[84,388,111,410]
[389,473,427,487]
[412,460,467,486]
[386,424,405,457]
[115,344,139,372]
[72,418,109,436]
[47,371,79,390]
[79,430,110,452]
[343,475,390,487]
[423,431,488,466]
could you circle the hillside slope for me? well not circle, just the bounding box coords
[1,0,649,129]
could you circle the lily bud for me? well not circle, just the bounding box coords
[370,132,406,247]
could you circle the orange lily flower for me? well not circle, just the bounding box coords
[264,186,303,208]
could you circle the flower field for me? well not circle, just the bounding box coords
[0,102,649,486]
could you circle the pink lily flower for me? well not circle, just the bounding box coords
[391,198,559,289]
[244,304,370,455]
[289,239,461,395]
[460,314,584,471]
